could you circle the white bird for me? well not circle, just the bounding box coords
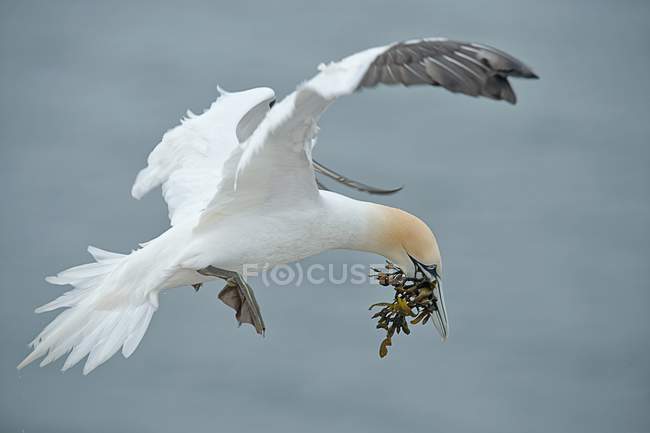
[19,38,537,374]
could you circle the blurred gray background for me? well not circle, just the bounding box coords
[1,1,649,432]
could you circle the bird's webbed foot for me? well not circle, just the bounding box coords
[197,266,265,335]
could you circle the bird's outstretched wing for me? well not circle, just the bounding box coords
[199,38,537,220]
[130,89,253,226]
[356,38,538,102]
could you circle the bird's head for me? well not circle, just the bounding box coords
[214,86,276,143]
[368,205,448,339]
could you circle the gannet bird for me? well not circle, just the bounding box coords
[19,38,537,374]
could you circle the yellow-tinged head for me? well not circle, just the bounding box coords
[363,203,448,340]
[322,192,448,338]
[370,205,441,276]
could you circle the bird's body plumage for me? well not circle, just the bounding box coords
[19,37,536,373]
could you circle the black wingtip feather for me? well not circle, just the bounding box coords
[358,38,538,104]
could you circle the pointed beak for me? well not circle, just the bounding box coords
[430,277,449,341]
[408,257,449,342]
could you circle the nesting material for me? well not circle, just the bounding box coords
[369,261,439,358]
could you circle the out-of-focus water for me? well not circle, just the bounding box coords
[1,1,648,432]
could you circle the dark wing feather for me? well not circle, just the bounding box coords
[313,160,403,195]
[357,39,538,104]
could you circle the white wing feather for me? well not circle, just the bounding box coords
[131,89,241,226]
[199,45,391,221]
[132,38,535,225]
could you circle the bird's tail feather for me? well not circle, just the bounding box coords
[18,246,157,374]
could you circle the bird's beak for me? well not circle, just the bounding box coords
[409,257,449,341]
[429,276,449,341]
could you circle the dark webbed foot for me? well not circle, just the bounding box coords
[197,266,265,335]
[217,279,260,330]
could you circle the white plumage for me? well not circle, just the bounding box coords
[19,38,536,373]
